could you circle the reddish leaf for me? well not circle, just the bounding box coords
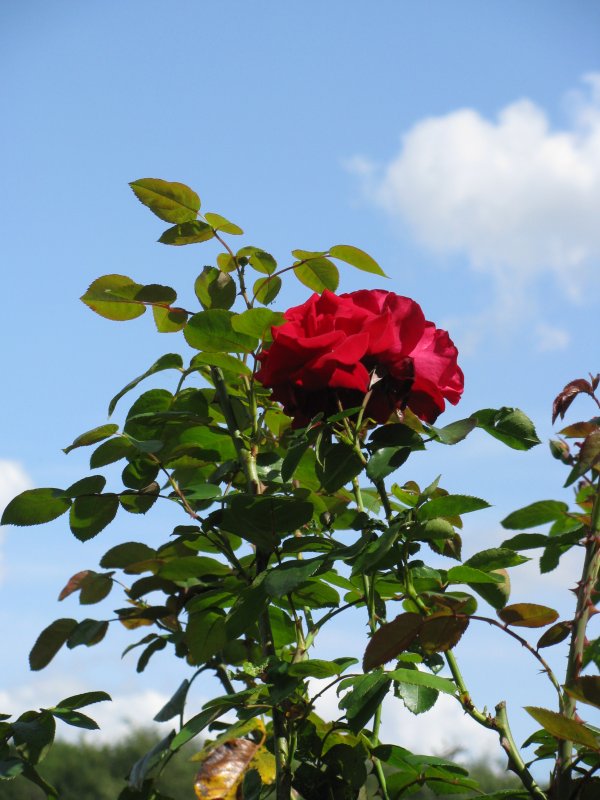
[419,613,469,654]
[58,570,92,601]
[552,379,594,424]
[498,603,559,628]
[362,613,422,671]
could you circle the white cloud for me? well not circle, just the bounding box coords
[0,460,32,584]
[350,74,600,345]
[534,323,570,353]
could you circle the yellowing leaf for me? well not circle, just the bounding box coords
[249,746,276,784]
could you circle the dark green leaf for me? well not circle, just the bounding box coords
[472,407,541,451]
[130,178,200,223]
[500,532,549,550]
[54,691,111,710]
[264,557,325,597]
[428,418,477,445]
[69,494,119,541]
[288,658,357,679]
[317,443,363,493]
[67,619,109,648]
[128,730,175,790]
[12,712,55,764]
[465,548,529,571]
[564,676,600,710]
[339,672,391,732]
[472,569,511,610]
[1,489,71,527]
[369,424,423,449]
[502,501,569,530]
[186,611,227,663]
[329,244,387,277]
[446,565,504,584]
[154,680,190,722]
[396,678,439,715]
[184,310,258,353]
[366,447,410,481]
[65,475,107,497]
[293,258,339,293]
[63,424,119,454]
[100,541,156,569]
[158,220,214,245]
[418,495,490,520]
[237,247,277,275]
[222,495,313,549]
[537,621,572,649]
[0,758,24,779]
[170,708,223,750]
[49,709,99,730]
[194,267,237,310]
[29,619,77,670]
[90,437,134,468]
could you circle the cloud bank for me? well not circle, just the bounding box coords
[350,75,600,349]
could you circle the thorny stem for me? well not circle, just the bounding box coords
[555,476,600,797]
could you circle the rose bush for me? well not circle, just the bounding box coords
[256,288,464,426]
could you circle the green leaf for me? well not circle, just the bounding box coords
[500,532,549,550]
[501,500,569,530]
[366,447,410,482]
[158,556,230,581]
[363,613,422,670]
[293,258,339,293]
[418,495,490,520]
[498,603,559,628]
[54,691,111,710]
[472,407,541,451]
[0,758,24,779]
[428,418,477,445]
[281,436,312,483]
[564,676,600,710]
[1,489,71,527]
[12,712,56,764]
[50,709,99,730]
[29,619,77,670]
[329,244,387,277]
[186,611,227,663]
[108,354,183,416]
[222,495,313,549]
[69,494,119,541]
[81,274,145,321]
[465,548,529,572]
[232,308,285,340]
[472,569,512,610]
[446,565,504,584]
[130,178,200,223]
[395,673,439,715]
[135,284,177,304]
[387,668,457,695]
[238,247,277,275]
[152,306,188,333]
[67,619,109,648]
[191,352,252,376]
[288,658,357,679]
[129,730,175,790]
[317,443,363,493]
[194,267,237,310]
[90,437,134,468]
[154,680,190,722]
[100,541,156,569]
[184,310,258,353]
[204,212,243,235]
[564,430,600,486]
[63,424,119,454]
[369,424,424,449]
[339,672,391,732]
[264,557,325,597]
[524,706,600,750]
[65,475,107,497]
[158,220,214,245]
[253,275,282,305]
[170,707,223,751]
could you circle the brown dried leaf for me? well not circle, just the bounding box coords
[194,738,258,800]
[419,613,469,654]
[362,612,422,671]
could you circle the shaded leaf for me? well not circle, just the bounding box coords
[58,570,92,601]
[69,494,119,541]
[564,676,600,710]
[195,267,237,310]
[108,354,183,416]
[472,569,511,610]
[12,712,56,764]
[29,619,77,670]
[502,500,569,530]
[537,621,572,649]
[428,418,477,445]
[66,619,109,648]
[184,310,258,353]
[152,306,188,333]
[498,603,559,628]
[419,614,469,654]
[362,613,422,670]
[1,488,71,527]
[49,709,99,730]
[154,680,190,722]
[55,691,111,710]
[159,220,214,245]
[253,275,282,305]
[317,443,363,493]
[264,557,325,597]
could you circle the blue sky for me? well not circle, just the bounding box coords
[1,0,600,769]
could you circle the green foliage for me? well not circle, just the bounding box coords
[6,179,600,800]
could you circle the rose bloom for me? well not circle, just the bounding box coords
[255,289,464,428]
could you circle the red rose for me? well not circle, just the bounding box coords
[255,289,463,427]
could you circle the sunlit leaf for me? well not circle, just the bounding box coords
[81,274,146,321]
[130,178,200,223]
[498,603,559,628]
[253,275,282,304]
[329,244,387,276]
[204,212,243,235]
[524,706,600,750]
[184,310,258,353]
[564,676,600,710]
[293,258,339,293]
[63,424,119,454]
